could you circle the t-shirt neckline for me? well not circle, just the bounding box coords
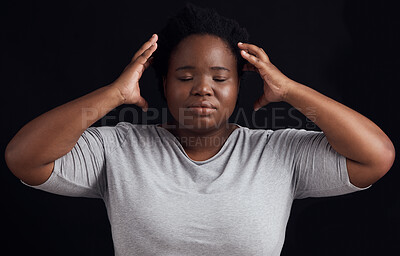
[155,123,242,164]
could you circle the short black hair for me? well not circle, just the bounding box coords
[152,3,250,100]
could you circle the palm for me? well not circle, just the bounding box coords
[260,65,288,103]
[239,42,294,110]
[244,62,288,109]
[114,65,144,104]
[110,34,158,111]
[262,82,276,103]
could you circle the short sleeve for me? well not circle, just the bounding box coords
[270,129,371,199]
[21,122,130,198]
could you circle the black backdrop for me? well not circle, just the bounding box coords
[1,0,399,255]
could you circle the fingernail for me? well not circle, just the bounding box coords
[238,42,243,45]
[241,50,248,55]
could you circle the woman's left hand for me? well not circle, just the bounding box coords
[238,44,394,188]
[238,42,294,111]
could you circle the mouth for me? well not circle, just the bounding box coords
[187,106,217,116]
[186,101,217,116]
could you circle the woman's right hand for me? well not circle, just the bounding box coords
[110,34,158,111]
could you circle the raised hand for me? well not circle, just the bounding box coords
[110,34,158,111]
[238,42,294,111]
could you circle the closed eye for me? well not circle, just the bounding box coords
[214,78,227,82]
[178,77,227,82]
[178,77,193,81]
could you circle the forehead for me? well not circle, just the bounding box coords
[169,34,237,68]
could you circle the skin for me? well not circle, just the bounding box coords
[5,35,158,185]
[160,34,240,160]
[5,33,395,188]
[237,42,395,188]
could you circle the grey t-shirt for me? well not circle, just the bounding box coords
[23,122,369,255]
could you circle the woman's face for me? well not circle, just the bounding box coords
[164,34,239,132]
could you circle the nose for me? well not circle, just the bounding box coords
[190,77,213,96]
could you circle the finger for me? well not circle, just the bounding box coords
[240,49,266,70]
[136,95,149,112]
[132,34,158,62]
[143,56,154,70]
[242,63,258,72]
[254,94,270,111]
[132,34,158,61]
[132,43,158,75]
[238,42,269,62]
[123,44,157,85]
[136,43,157,65]
[238,42,270,63]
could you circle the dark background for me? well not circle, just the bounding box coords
[1,0,399,255]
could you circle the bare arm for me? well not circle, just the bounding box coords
[5,86,123,185]
[238,42,395,188]
[283,82,395,188]
[5,34,158,185]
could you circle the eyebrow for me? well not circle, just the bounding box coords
[175,66,230,72]
[211,66,230,72]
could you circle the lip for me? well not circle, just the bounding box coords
[187,107,216,115]
[187,101,217,116]
[187,101,217,109]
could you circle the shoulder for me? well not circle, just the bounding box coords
[95,122,157,137]
[232,125,274,149]
[268,128,323,144]
[238,126,321,141]
[236,125,273,138]
[239,127,325,153]
[91,122,160,152]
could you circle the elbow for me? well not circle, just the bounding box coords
[5,139,55,186]
[383,141,395,174]
[5,141,19,176]
[374,138,395,179]
[5,140,27,178]
[348,138,395,188]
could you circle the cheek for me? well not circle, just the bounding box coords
[164,82,189,111]
[218,84,238,105]
[166,86,186,102]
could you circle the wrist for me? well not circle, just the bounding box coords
[105,84,126,106]
[281,79,300,103]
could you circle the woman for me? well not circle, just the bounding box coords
[5,4,395,256]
